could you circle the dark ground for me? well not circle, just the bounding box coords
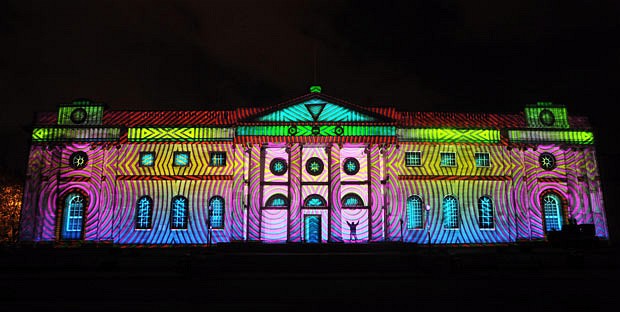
[1,241,619,311]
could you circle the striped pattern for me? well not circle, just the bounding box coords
[116,175,233,181]
[32,127,120,142]
[234,136,396,144]
[398,128,501,143]
[128,127,234,142]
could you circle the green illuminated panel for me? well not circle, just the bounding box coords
[32,127,120,142]
[524,102,569,129]
[58,105,104,125]
[397,128,501,143]
[128,127,234,142]
[508,130,594,144]
[236,125,395,136]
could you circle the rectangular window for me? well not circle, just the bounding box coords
[405,151,421,167]
[173,152,190,167]
[475,152,490,167]
[139,152,155,167]
[210,152,226,166]
[440,152,456,167]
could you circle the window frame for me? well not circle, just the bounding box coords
[170,195,189,230]
[139,152,156,167]
[208,196,225,229]
[474,152,491,168]
[440,152,457,167]
[343,157,360,175]
[442,195,459,229]
[209,151,227,167]
[265,194,289,208]
[341,193,364,208]
[477,196,495,230]
[135,195,153,230]
[405,151,422,167]
[173,151,191,167]
[406,195,424,230]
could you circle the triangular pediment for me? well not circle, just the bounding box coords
[252,97,384,123]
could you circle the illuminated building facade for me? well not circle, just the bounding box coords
[19,87,609,245]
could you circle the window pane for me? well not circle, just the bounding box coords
[543,194,562,231]
[478,196,494,229]
[210,152,226,166]
[407,196,423,229]
[136,196,152,229]
[405,152,421,167]
[440,153,456,167]
[475,153,490,167]
[209,196,224,229]
[171,196,188,229]
[443,196,459,229]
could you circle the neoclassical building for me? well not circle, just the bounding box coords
[18,87,609,245]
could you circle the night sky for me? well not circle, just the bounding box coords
[2,0,619,240]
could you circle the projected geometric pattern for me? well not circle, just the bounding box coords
[19,88,609,246]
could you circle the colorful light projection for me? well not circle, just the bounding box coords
[18,91,609,245]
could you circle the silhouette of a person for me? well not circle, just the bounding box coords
[347,220,359,242]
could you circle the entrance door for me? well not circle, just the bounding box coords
[304,215,321,243]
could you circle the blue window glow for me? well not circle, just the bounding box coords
[407,195,423,229]
[136,196,153,229]
[443,195,459,229]
[305,157,324,175]
[171,196,188,229]
[209,196,224,229]
[405,151,421,167]
[475,152,490,167]
[440,152,456,167]
[139,152,155,167]
[343,157,360,175]
[173,152,190,167]
[478,196,494,229]
[543,193,563,231]
[304,194,327,207]
[266,194,288,207]
[270,158,288,175]
[342,193,363,207]
[61,192,85,240]
[210,152,226,166]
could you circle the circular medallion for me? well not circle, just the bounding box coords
[69,151,88,169]
[539,109,555,127]
[311,126,321,136]
[288,126,298,136]
[270,158,288,176]
[539,152,556,171]
[343,157,360,175]
[334,126,344,136]
[70,108,88,124]
[305,157,324,176]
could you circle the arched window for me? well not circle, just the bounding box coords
[266,194,289,208]
[341,193,364,207]
[304,194,327,207]
[542,192,563,232]
[407,195,423,229]
[478,196,494,229]
[61,191,86,240]
[136,196,153,230]
[442,195,459,229]
[209,196,225,229]
[171,196,188,229]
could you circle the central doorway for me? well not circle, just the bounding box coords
[304,215,321,243]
